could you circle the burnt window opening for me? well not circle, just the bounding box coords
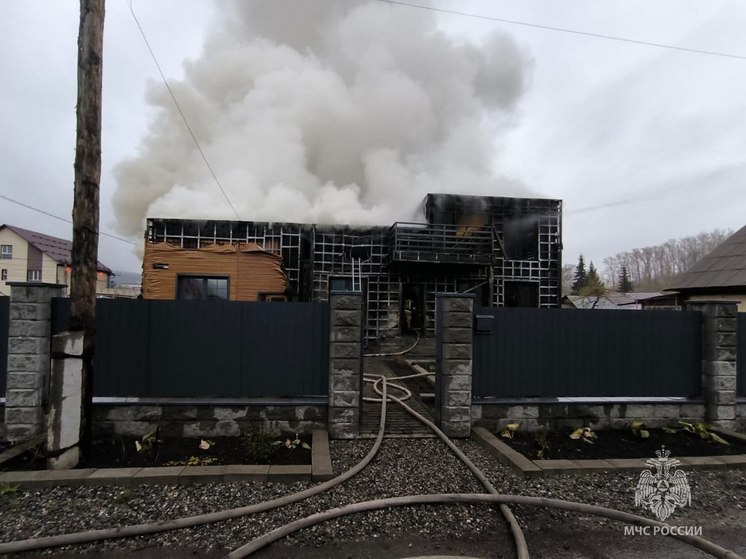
[177,276,229,300]
[504,281,539,308]
[329,277,353,292]
[503,216,538,261]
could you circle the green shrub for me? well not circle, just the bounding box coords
[242,427,276,464]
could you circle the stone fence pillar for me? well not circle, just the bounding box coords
[328,292,362,439]
[4,283,66,442]
[435,294,474,438]
[687,301,738,429]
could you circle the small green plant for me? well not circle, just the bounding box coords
[534,429,550,459]
[242,427,277,464]
[570,426,598,444]
[499,422,521,440]
[134,428,161,464]
[114,489,136,504]
[629,420,650,439]
[275,433,311,450]
[135,430,158,453]
[187,456,218,466]
[678,421,730,445]
[0,482,19,497]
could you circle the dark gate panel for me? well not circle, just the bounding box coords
[241,302,329,397]
[473,308,702,398]
[147,300,243,397]
[738,313,746,397]
[0,297,9,397]
[50,298,330,398]
[93,299,151,397]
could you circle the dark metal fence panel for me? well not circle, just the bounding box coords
[0,297,9,397]
[51,297,71,335]
[50,298,329,398]
[93,299,151,397]
[241,302,329,397]
[738,313,746,397]
[473,308,702,398]
[146,301,244,397]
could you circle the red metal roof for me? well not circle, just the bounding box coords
[1,224,112,274]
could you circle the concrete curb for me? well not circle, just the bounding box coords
[0,430,332,488]
[471,427,746,477]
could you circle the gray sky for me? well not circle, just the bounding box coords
[1,0,745,275]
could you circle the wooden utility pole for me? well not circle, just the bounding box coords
[70,0,105,444]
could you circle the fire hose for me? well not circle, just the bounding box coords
[0,370,742,559]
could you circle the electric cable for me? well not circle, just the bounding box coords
[378,0,746,61]
[125,0,242,221]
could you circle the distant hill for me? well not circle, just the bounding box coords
[111,270,142,287]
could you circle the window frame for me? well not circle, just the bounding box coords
[1,245,12,259]
[1,268,7,281]
[27,269,42,282]
[329,276,353,292]
[176,275,230,301]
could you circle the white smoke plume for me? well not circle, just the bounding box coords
[113,0,532,238]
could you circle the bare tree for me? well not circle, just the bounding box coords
[601,229,732,291]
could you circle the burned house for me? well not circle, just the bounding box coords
[143,193,562,340]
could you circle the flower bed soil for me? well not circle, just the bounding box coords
[0,435,311,471]
[502,427,746,461]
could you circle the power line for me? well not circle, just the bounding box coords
[0,193,136,245]
[378,0,746,61]
[125,0,243,221]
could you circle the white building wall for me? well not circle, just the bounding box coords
[0,229,30,295]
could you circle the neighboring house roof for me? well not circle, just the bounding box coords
[666,224,746,291]
[616,292,666,306]
[562,292,664,310]
[562,295,635,310]
[1,224,112,273]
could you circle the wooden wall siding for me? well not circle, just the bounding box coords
[473,307,703,398]
[142,242,289,301]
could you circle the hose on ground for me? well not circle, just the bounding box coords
[364,373,529,559]
[363,329,420,357]
[0,380,391,555]
[227,493,743,559]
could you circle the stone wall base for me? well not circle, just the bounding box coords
[92,404,327,438]
[737,403,746,432]
[472,402,707,432]
[0,404,5,442]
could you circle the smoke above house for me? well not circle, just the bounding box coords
[112,0,533,238]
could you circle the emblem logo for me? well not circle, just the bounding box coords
[635,446,691,521]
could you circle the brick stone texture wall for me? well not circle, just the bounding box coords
[473,402,707,433]
[328,293,362,439]
[92,404,327,437]
[687,301,738,429]
[4,284,65,442]
[436,294,474,438]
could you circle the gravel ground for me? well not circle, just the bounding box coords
[1,436,745,558]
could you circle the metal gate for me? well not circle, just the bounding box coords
[51,298,329,398]
[473,307,702,398]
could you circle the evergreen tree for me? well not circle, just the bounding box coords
[580,262,606,296]
[617,266,633,293]
[571,254,587,295]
